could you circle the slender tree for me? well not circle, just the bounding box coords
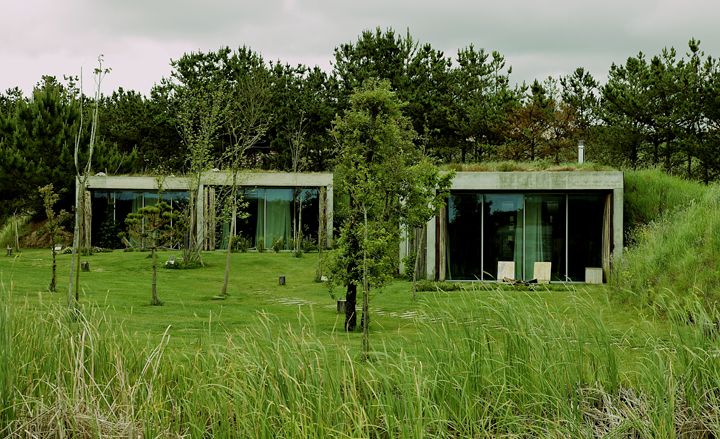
[39,184,70,292]
[67,56,109,309]
[124,191,173,306]
[330,80,449,358]
[218,65,271,298]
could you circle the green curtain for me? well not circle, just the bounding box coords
[265,189,292,249]
[524,196,544,280]
[513,206,524,280]
[255,189,266,248]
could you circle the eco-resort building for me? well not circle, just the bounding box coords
[81,171,334,251]
[400,171,624,283]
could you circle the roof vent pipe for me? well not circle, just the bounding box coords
[578,140,585,164]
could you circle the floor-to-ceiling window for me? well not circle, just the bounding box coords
[446,193,483,280]
[567,194,605,281]
[483,194,524,280]
[445,192,607,282]
[90,190,189,248]
[524,194,566,281]
[227,187,321,251]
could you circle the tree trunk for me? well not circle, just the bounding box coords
[13,214,19,252]
[412,224,426,301]
[49,245,57,293]
[361,204,370,357]
[220,192,237,298]
[345,283,357,332]
[361,282,369,356]
[68,191,81,309]
[151,246,160,306]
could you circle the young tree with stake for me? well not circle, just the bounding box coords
[329,80,450,358]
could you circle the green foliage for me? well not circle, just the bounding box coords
[124,202,175,249]
[271,237,284,253]
[256,237,265,253]
[623,169,707,242]
[230,233,250,253]
[614,185,720,314]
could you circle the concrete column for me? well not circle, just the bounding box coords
[612,187,624,261]
[425,216,436,280]
[398,225,408,275]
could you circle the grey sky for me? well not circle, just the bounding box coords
[2,0,718,95]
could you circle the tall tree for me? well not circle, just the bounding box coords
[449,46,518,162]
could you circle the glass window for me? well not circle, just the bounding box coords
[524,195,566,281]
[445,193,483,280]
[483,194,523,280]
[238,188,264,248]
[294,188,320,248]
[91,191,120,248]
[567,194,605,281]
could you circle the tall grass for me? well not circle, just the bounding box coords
[615,185,720,314]
[2,285,720,437]
[0,214,31,249]
[623,169,708,243]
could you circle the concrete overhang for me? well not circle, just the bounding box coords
[448,171,623,191]
[85,171,334,191]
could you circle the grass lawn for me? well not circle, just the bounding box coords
[2,249,664,366]
[4,249,710,437]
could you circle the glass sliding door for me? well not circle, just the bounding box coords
[446,193,483,280]
[239,188,263,248]
[443,190,608,283]
[483,194,523,280]
[91,191,119,248]
[524,194,566,281]
[294,188,320,248]
[567,194,605,281]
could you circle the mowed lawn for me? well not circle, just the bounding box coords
[1,249,665,369]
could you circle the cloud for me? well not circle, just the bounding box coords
[2,0,719,94]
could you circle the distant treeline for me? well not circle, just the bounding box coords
[1,28,719,218]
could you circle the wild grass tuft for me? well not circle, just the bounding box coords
[615,184,720,314]
[623,169,708,243]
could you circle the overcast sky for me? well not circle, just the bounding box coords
[2,0,718,96]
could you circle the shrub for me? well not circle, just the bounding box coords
[256,238,265,253]
[271,238,284,253]
[230,234,250,253]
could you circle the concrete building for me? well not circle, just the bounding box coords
[81,171,334,251]
[400,171,624,283]
[80,169,623,283]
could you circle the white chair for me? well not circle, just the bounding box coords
[497,261,515,282]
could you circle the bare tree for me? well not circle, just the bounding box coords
[218,74,271,299]
[67,56,109,309]
[176,84,227,268]
[289,113,306,255]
